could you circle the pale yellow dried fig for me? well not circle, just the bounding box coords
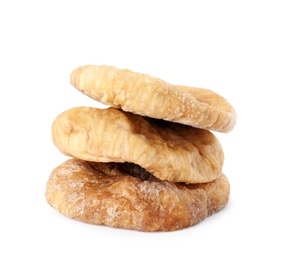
[70,65,236,133]
[52,107,224,184]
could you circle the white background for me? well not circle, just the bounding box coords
[1,0,283,259]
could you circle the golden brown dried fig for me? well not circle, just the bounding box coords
[45,158,230,232]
